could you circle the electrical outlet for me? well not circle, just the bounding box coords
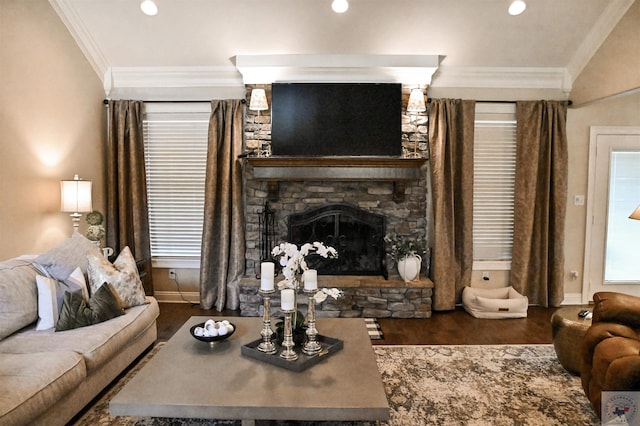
[168,269,176,280]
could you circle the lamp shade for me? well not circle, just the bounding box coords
[60,175,92,213]
[407,89,426,113]
[630,204,640,220]
[249,89,269,111]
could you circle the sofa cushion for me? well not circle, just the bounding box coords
[0,351,86,425]
[0,297,159,373]
[0,258,39,340]
[35,231,101,281]
[87,246,147,308]
[55,283,125,331]
[35,267,87,331]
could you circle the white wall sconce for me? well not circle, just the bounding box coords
[60,174,93,232]
[405,89,426,158]
[407,89,426,114]
[249,88,270,157]
[249,89,269,112]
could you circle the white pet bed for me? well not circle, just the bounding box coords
[462,286,528,319]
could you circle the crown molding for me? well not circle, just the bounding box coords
[104,66,246,100]
[234,54,441,85]
[566,0,635,82]
[49,0,109,79]
[431,66,572,96]
[104,64,574,100]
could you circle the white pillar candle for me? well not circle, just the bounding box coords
[260,262,275,291]
[281,289,295,310]
[303,269,318,290]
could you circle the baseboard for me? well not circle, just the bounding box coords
[561,293,585,305]
[153,290,200,304]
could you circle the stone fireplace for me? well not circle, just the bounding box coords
[238,84,434,318]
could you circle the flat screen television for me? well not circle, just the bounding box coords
[270,83,402,157]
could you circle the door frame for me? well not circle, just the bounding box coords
[582,126,640,303]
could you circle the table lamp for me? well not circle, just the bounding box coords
[60,174,93,232]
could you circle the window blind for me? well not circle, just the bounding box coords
[143,104,210,264]
[473,103,516,262]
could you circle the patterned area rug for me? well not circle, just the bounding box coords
[375,345,599,425]
[71,344,599,426]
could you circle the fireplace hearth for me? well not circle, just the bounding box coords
[287,203,387,278]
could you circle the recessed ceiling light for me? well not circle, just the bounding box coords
[332,0,349,14]
[140,0,158,16]
[508,0,526,16]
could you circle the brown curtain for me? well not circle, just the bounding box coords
[199,100,246,311]
[510,101,568,307]
[105,100,153,294]
[428,99,476,311]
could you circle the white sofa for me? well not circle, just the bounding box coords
[0,236,159,426]
[462,286,528,319]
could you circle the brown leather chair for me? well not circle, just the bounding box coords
[581,292,640,418]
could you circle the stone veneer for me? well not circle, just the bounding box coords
[239,277,434,319]
[239,84,432,318]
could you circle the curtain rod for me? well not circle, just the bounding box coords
[426,98,572,106]
[103,99,246,104]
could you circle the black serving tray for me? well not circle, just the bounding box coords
[241,335,343,372]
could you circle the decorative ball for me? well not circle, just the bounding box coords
[86,225,105,241]
[86,211,104,226]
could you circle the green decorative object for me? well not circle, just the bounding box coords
[383,233,427,263]
[86,210,105,242]
[86,210,104,226]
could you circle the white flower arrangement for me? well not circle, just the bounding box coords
[313,287,343,303]
[270,241,342,303]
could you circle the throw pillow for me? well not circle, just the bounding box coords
[35,231,102,281]
[87,246,147,309]
[55,283,125,332]
[35,267,87,331]
[67,266,90,302]
[35,276,58,331]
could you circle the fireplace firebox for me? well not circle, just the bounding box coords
[287,203,387,279]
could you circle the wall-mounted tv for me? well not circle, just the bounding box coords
[270,83,402,157]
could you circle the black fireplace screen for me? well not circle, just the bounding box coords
[287,203,387,279]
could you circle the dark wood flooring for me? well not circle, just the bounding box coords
[156,302,558,345]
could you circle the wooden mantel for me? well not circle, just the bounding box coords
[246,156,427,202]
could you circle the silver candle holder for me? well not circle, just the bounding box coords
[302,289,322,355]
[279,308,298,361]
[257,289,277,354]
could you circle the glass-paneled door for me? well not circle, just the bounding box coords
[584,127,640,301]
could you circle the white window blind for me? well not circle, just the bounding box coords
[473,103,516,263]
[143,103,210,265]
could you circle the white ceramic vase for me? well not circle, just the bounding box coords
[397,255,422,281]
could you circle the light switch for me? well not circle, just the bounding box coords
[574,195,585,206]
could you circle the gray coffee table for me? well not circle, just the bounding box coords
[110,316,390,425]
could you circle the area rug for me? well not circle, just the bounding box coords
[71,344,599,426]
